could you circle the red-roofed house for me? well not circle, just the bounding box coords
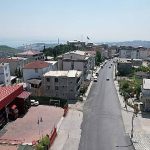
[23,61,50,81]
[0,85,30,128]
[17,50,45,61]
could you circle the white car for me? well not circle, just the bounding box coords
[94,76,98,82]
[30,100,39,106]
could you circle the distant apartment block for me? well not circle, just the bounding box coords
[58,50,95,79]
[119,46,150,59]
[0,63,11,86]
[67,40,86,48]
[43,70,82,100]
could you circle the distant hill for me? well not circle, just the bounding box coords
[103,41,150,48]
[17,43,58,51]
[0,45,21,58]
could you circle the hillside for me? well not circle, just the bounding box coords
[0,45,21,58]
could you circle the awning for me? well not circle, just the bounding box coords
[17,91,31,99]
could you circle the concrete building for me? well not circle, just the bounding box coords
[0,57,28,76]
[17,50,45,62]
[67,40,86,49]
[117,59,132,76]
[58,50,95,79]
[0,63,11,86]
[119,46,150,59]
[141,79,150,111]
[43,70,82,100]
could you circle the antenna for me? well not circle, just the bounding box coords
[58,38,59,45]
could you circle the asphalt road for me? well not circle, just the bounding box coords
[79,61,135,150]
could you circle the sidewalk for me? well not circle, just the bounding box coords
[50,66,100,150]
[114,70,150,149]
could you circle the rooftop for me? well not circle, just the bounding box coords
[45,61,57,65]
[44,70,82,78]
[0,58,20,63]
[17,50,42,56]
[23,60,49,69]
[143,78,150,90]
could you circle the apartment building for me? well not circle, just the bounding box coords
[0,63,11,86]
[141,79,150,111]
[58,50,95,79]
[43,70,82,100]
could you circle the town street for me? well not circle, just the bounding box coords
[79,61,135,150]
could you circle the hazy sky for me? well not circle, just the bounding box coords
[0,0,150,43]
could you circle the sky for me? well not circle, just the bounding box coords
[0,0,150,46]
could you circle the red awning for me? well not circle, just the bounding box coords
[17,91,31,99]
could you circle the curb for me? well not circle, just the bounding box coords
[56,116,64,132]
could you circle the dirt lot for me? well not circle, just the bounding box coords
[0,105,64,145]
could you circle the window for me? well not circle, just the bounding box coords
[35,69,38,73]
[55,86,58,90]
[47,86,50,90]
[46,78,50,82]
[55,78,58,82]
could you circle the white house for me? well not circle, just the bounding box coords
[141,78,150,111]
[23,60,57,81]
[0,63,11,86]
[58,50,95,79]
[43,70,82,100]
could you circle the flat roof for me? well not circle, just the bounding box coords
[143,78,150,90]
[44,70,82,78]
[45,61,57,65]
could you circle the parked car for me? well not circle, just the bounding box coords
[31,100,39,106]
[96,72,99,76]
[94,76,98,82]
[106,78,109,81]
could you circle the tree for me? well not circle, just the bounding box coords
[95,51,102,65]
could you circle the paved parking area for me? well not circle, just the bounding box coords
[0,105,64,144]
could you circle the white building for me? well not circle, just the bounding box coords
[0,63,11,86]
[141,79,150,111]
[43,70,82,100]
[58,50,95,79]
[23,60,57,81]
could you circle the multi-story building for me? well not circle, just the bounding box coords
[58,50,95,79]
[119,46,150,59]
[0,57,28,76]
[42,70,82,100]
[141,78,150,111]
[67,40,86,49]
[0,63,11,86]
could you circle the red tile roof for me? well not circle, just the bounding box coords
[0,58,20,63]
[0,85,23,109]
[17,91,31,99]
[17,50,42,56]
[23,60,49,69]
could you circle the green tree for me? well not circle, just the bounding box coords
[95,51,102,65]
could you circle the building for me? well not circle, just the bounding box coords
[0,85,30,128]
[17,50,45,62]
[67,40,86,49]
[0,57,28,76]
[0,63,11,86]
[43,70,82,100]
[119,46,150,59]
[117,59,132,76]
[58,50,95,79]
[23,60,50,81]
[141,79,150,111]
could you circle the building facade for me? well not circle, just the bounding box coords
[58,50,95,79]
[42,70,82,100]
[141,79,150,111]
[0,63,11,86]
